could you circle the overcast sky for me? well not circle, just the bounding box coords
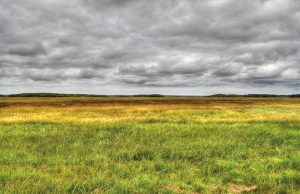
[0,0,300,95]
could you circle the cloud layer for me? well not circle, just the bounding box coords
[1,0,300,94]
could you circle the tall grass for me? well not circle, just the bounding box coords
[0,97,300,193]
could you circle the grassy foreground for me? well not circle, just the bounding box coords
[0,97,300,193]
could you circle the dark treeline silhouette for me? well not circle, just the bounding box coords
[0,93,300,97]
[0,93,105,97]
[0,93,164,97]
[211,94,300,98]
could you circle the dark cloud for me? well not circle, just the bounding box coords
[212,64,241,77]
[7,43,46,57]
[0,0,300,94]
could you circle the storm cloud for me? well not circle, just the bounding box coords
[0,0,299,95]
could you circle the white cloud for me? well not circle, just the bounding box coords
[0,0,299,94]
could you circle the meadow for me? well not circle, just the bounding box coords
[0,97,300,193]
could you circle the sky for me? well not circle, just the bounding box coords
[0,0,300,95]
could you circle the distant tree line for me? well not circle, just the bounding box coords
[210,94,300,97]
[0,93,300,97]
[0,93,103,97]
[0,93,164,97]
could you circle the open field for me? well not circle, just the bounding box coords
[0,97,300,193]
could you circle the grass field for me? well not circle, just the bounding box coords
[0,97,300,193]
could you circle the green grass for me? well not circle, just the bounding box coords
[0,97,300,193]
